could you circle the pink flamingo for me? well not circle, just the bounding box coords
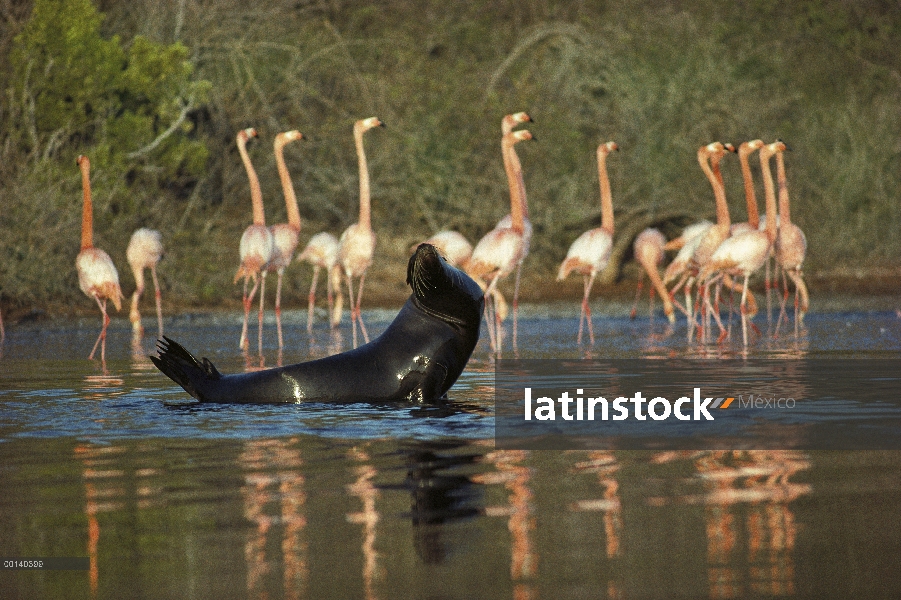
[630,228,676,323]
[698,141,782,345]
[269,130,304,348]
[126,228,164,338]
[494,112,534,335]
[297,232,343,332]
[75,156,123,361]
[663,220,713,318]
[681,142,736,337]
[773,144,809,326]
[557,141,619,345]
[234,128,275,353]
[466,129,535,353]
[337,117,384,348]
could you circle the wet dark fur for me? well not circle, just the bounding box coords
[151,244,483,404]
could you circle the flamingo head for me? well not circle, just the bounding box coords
[358,117,385,132]
[508,129,534,144]
[275,130,303,149]
[237,128,258,143]
[599,141,618,155]
[76,155,90,168]
[502,111,533,132]
[739,139,765,156]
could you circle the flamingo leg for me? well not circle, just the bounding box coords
[345,273,358,349]
[89,296,110,361]
[239,276,258,351]
[0,307,4,343]
[150,265,163,338]
[512,263,522,349]
[630,274,645,320]
[581,272,598,345]
[275,269,285,349]
[483,274,502,353]
[356,271,370,344]
[258,271,267,354]
[329,266,342,329]
[740,272,751,346]
[307,265,320,334]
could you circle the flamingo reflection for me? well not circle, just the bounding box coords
[239,438,308,599]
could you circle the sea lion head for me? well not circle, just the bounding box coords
[407,244,484,332]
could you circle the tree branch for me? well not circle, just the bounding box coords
[126,99,193,160]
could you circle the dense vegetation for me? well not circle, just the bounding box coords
[1,0,899,316]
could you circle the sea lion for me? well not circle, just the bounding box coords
[151,244,483,403]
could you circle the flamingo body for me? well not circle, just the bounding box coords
[419,230,473,268]
[631,228,675,323]
[126,227,163,337]
[557,229,612,281]
[236,224,275,282]
[298,232,343,331]
[77,248,123,311]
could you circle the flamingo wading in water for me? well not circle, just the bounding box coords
[698,141,782,346]
[557,141,619,345]
[630,228,676,323]
[75,155,124,361]
[234,128,275,353]
[337,117,384,348]
[773,143,809,328]
[298,232,343,332]
[126,228,164,338]
[269,130,304,348]
[466,129,535,354]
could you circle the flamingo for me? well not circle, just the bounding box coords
[773,144,809,325]
[630,228,676,323]
[556,141,619,345]
[234,127,275,353]
[466,129,535,353]
[126,228,164,338]
[494,112,534,335]
[698,141,782,345]
[75,155,123,361]
[681,142,736,336]
[297,232,343,332]
[337,116,384,348]
[269,130,304,348]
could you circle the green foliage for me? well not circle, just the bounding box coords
[9,0,209,173]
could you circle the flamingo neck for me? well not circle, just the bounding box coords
[501,136,524,233]
[238,134,265,225]
[739,149,760,229]
[701,151,730,228]
[504,134,529,222]
[597,150,614,234]
[80,161,94,250]
[775,152,791,226]
[355,126,372,232]
[759,150,778,242]
[275,140,301,231]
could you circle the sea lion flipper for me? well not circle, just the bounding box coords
[150,337,221,402]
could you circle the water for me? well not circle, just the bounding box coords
[1,301,901,599]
